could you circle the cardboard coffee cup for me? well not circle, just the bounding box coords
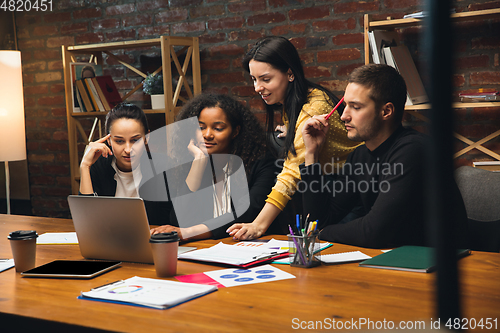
[149,232,180,277]
[8,230,38,272]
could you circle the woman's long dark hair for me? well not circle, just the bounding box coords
[176,93,267,174]
[105,102,149,134]
[242,36,342,158]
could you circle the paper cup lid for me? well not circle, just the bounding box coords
[8,230,38,240]
[149,231,179,243]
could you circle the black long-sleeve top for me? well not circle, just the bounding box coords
[301,126,468,248]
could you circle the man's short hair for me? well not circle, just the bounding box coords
[348,64,407,123]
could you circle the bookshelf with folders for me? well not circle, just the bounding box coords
[62,37,202,194]
[69,62,120,113]
[367,29,428,106]
[363,8,500,162]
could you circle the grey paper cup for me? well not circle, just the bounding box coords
[149,232,179,277]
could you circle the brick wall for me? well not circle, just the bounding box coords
[15,0,500,217]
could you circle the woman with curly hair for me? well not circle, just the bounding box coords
[150,93,287,240]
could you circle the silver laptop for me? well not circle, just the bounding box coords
[68,196,196,264]
[68,195,156,264]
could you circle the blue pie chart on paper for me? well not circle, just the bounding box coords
[233,269,251,273]
[220,274,239,279]
[255,269,274,274]
[234,277,254,282]
[256,275,275,279]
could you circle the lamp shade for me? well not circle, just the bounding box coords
[0,51,27,162]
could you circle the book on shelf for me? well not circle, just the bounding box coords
[83,78,100,111]
[94,75,122,108]
[74,85,87,112]
[359,246,470,273]
[473,161,500,172]
[69,62,103,113]
[70,63,84,112]
[75,76,122,112]
[92,77,112,111]
[383,45,429,105]
[85,78,106,112]
[459,90,500,102]
[79,276,217,310]
[368,30,400,64]
[75,79,94,112]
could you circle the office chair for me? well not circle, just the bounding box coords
[455,166,500,252]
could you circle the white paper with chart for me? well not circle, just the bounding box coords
[203,264,295,287]
[80,276,217,309]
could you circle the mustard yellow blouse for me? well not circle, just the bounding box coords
[266,88,362,210]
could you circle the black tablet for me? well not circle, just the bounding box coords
[21,260,121,279]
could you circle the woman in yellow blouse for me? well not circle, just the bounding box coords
[228,36,361,240]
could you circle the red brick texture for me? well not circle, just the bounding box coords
[15,0,500,217]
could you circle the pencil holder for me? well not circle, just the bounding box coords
[287,232,321,268]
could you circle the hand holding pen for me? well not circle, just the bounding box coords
[325,96,344,120]
[302,96,345,166]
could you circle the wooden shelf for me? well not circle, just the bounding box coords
[404,102,500,111]
[368,8,500,30]
[364,9,500,162]
[70,109,172,117]
[452,102,500,109]
[67,39,162,53]
[70,112,107,117]
[62,36,201,194]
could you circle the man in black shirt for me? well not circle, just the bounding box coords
[300,64,467,248]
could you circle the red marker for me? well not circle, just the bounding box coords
[324,96,344,120]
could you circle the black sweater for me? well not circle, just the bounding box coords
[301,126,468,248]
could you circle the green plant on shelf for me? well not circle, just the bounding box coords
[142,73,164,95]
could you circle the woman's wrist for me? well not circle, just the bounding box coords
[304,151,318,166]
[181,225,212,241]
[80,163,91,170]
[193,151,207,160]
[252,215,272,235]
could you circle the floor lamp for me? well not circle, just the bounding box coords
[0,51,27,214]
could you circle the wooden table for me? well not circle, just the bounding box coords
[1,214,499,332]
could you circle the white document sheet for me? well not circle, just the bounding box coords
[203,264,295,287]
[37,232,79,244]
[0,259,15,273]
[178,242,287,266]
[320,251,372,264]
[80,276,217,309]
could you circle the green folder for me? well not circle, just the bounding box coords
[359,246,470,273]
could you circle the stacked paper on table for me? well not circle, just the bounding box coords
[178,242,288,267]
[320,251,372,264]
[37,232,79,245]
[79,276,217,309]
[0,259,15,273]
